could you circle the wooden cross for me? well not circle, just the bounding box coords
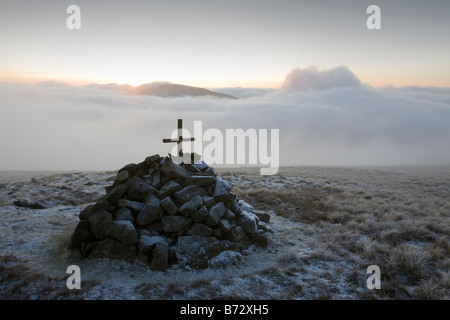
[163,119,195,162]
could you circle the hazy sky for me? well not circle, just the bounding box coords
[1,0,449,87]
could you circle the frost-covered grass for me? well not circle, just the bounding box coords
[0,166,449,299]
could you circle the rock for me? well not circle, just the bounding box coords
[174,185,208,204]
[161,216,193,234]
[136,194,163,226]
[69,220,95,250]
[218,219,233,233]
[118,199,145,213]
[236,211,259,236]
[204,202,226,227]
[160,196,178,216]
[88,210,113,240]
[106,220,138,245]
[230,201,242,215]
[209,251,242,268]
[79,205,94,220]
[158,180,182,199]
[150,243,169,271]
[191,205,209,222]
[115,207,135,224]
[104,184,128,205]
[113,170,130,187]
[179,195,203,216]
[118,163,139,176]
[151,171,161,189]
[187,223,212,236]
[253,209,271,223]
[127,177,157,201]
[92,198,112,214]
[251,234,269,248]
[192,161,209,171]
[227,226,246,242]
[138,234,168,255]
[239,201,253,213]
[202,196,216,208]
[213,177,233,203]
[175,236,217,268]
[13,199,46,210]
[88,238,137,262]
[145,154,160,165]
[161,161,190,179]
[206,240,240,258]
[223,209,236,220]
[185,175,216,187]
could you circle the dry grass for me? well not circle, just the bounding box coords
[0,253,99,300]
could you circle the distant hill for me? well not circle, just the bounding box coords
[134,82,238,99]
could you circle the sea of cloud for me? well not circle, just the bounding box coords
[1,66,449,171]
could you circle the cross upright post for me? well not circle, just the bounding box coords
[163,119,195,163]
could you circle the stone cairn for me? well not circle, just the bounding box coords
[69,154,271,270]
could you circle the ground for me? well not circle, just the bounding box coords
[0,166,449,300]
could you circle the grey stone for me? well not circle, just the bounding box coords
[104,184,128,205]
[92,198,112,214]
[161,161,190,179]
[236,211,258,236]
[204,202,226,227]
[138,234,168,255]
[186,223,212,236]
[191,205,208,222]
[113,170,130,187]
[127,177,157,201]
[192,161,209,171]
[151,171,161,189]
[88,210,113,240]
[175,236,217,268]
[118,199,145,213]
[115,207,135,224]
[253,209,271,223]
[174,185,208,204]
[179,195,203,216]
[160,196,178,215]
[208,251,242,268]
[218,219,233,233]
[202,196,216,208]
[150,243,169,271]
[239,201,253,213]
[158,180,182,199]
[230,201,242,215]
[118,163,139,176]
[88,238,137,262]
[162,216,193,234]
[213,177,233,203]
[206,240,240,258]
[211,228,222,239]
[69,220,95,250]
[79,205,94,220]
[136,194,163,226]
[227,226,246,242]
[106,220,139,245]
[145,154,160,165]
[185,175,216,187]
[223,209,236,220]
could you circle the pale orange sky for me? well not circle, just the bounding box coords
[1,1,449,89]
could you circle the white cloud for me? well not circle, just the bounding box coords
[0,67,449,171]
[281,65,362,92]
